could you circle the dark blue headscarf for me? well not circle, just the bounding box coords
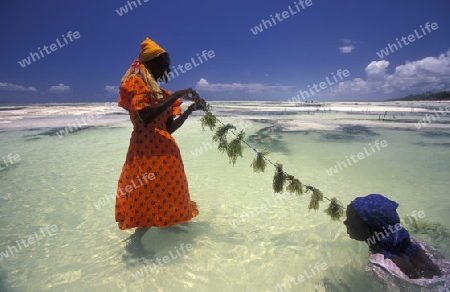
[351,194,418,259]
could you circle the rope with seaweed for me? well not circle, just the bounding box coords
[192,98,345,220]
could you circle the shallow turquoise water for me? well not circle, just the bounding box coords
[0,102,449,291]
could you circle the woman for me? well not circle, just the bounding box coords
[344,194,449,291]
[115,38,204,240]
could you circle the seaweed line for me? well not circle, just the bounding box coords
[196,101,345,220]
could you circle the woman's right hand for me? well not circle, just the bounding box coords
[173,88,200,101]
[392,254,417,278]
[409,248,442,278]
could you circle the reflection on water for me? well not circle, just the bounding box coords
[0,102,449,291]
[247,125,290,153]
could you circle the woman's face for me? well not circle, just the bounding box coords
[146,53,171,83]
[343,204,372,241]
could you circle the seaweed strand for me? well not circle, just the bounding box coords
[199,103,345,219]
[251,151,269,172]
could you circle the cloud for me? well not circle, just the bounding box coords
[339,46,355,53]
[330,49,450,98]
[366,60,390,78]
[338,39,360,54]
[49,83,72,93]
[196,78,293,93]
[342,39,355,45]
[105,85,119,95]
[0,82,37,92]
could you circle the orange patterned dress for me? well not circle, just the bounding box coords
[115,74,199,230]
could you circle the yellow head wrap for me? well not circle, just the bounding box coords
[121,38,166,101]
[139,38,166,63]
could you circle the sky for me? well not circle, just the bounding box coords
[0,0,449,104]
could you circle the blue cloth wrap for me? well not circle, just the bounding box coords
[351,194,419,259]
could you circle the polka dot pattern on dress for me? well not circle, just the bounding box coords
[115,75,198,230]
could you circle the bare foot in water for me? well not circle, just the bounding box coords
[122,228,150,258]
[123,227,149,245]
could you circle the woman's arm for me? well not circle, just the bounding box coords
[167,99,206,134]
[392,254,417,278]
[408,248,442,278]
[390,247,443,279]
[166,104,195,134]
[137,88,197,125]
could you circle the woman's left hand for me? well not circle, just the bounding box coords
[193,98,207,111]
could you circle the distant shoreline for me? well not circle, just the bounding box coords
[1,92,450,106]
[386,91,450,101]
